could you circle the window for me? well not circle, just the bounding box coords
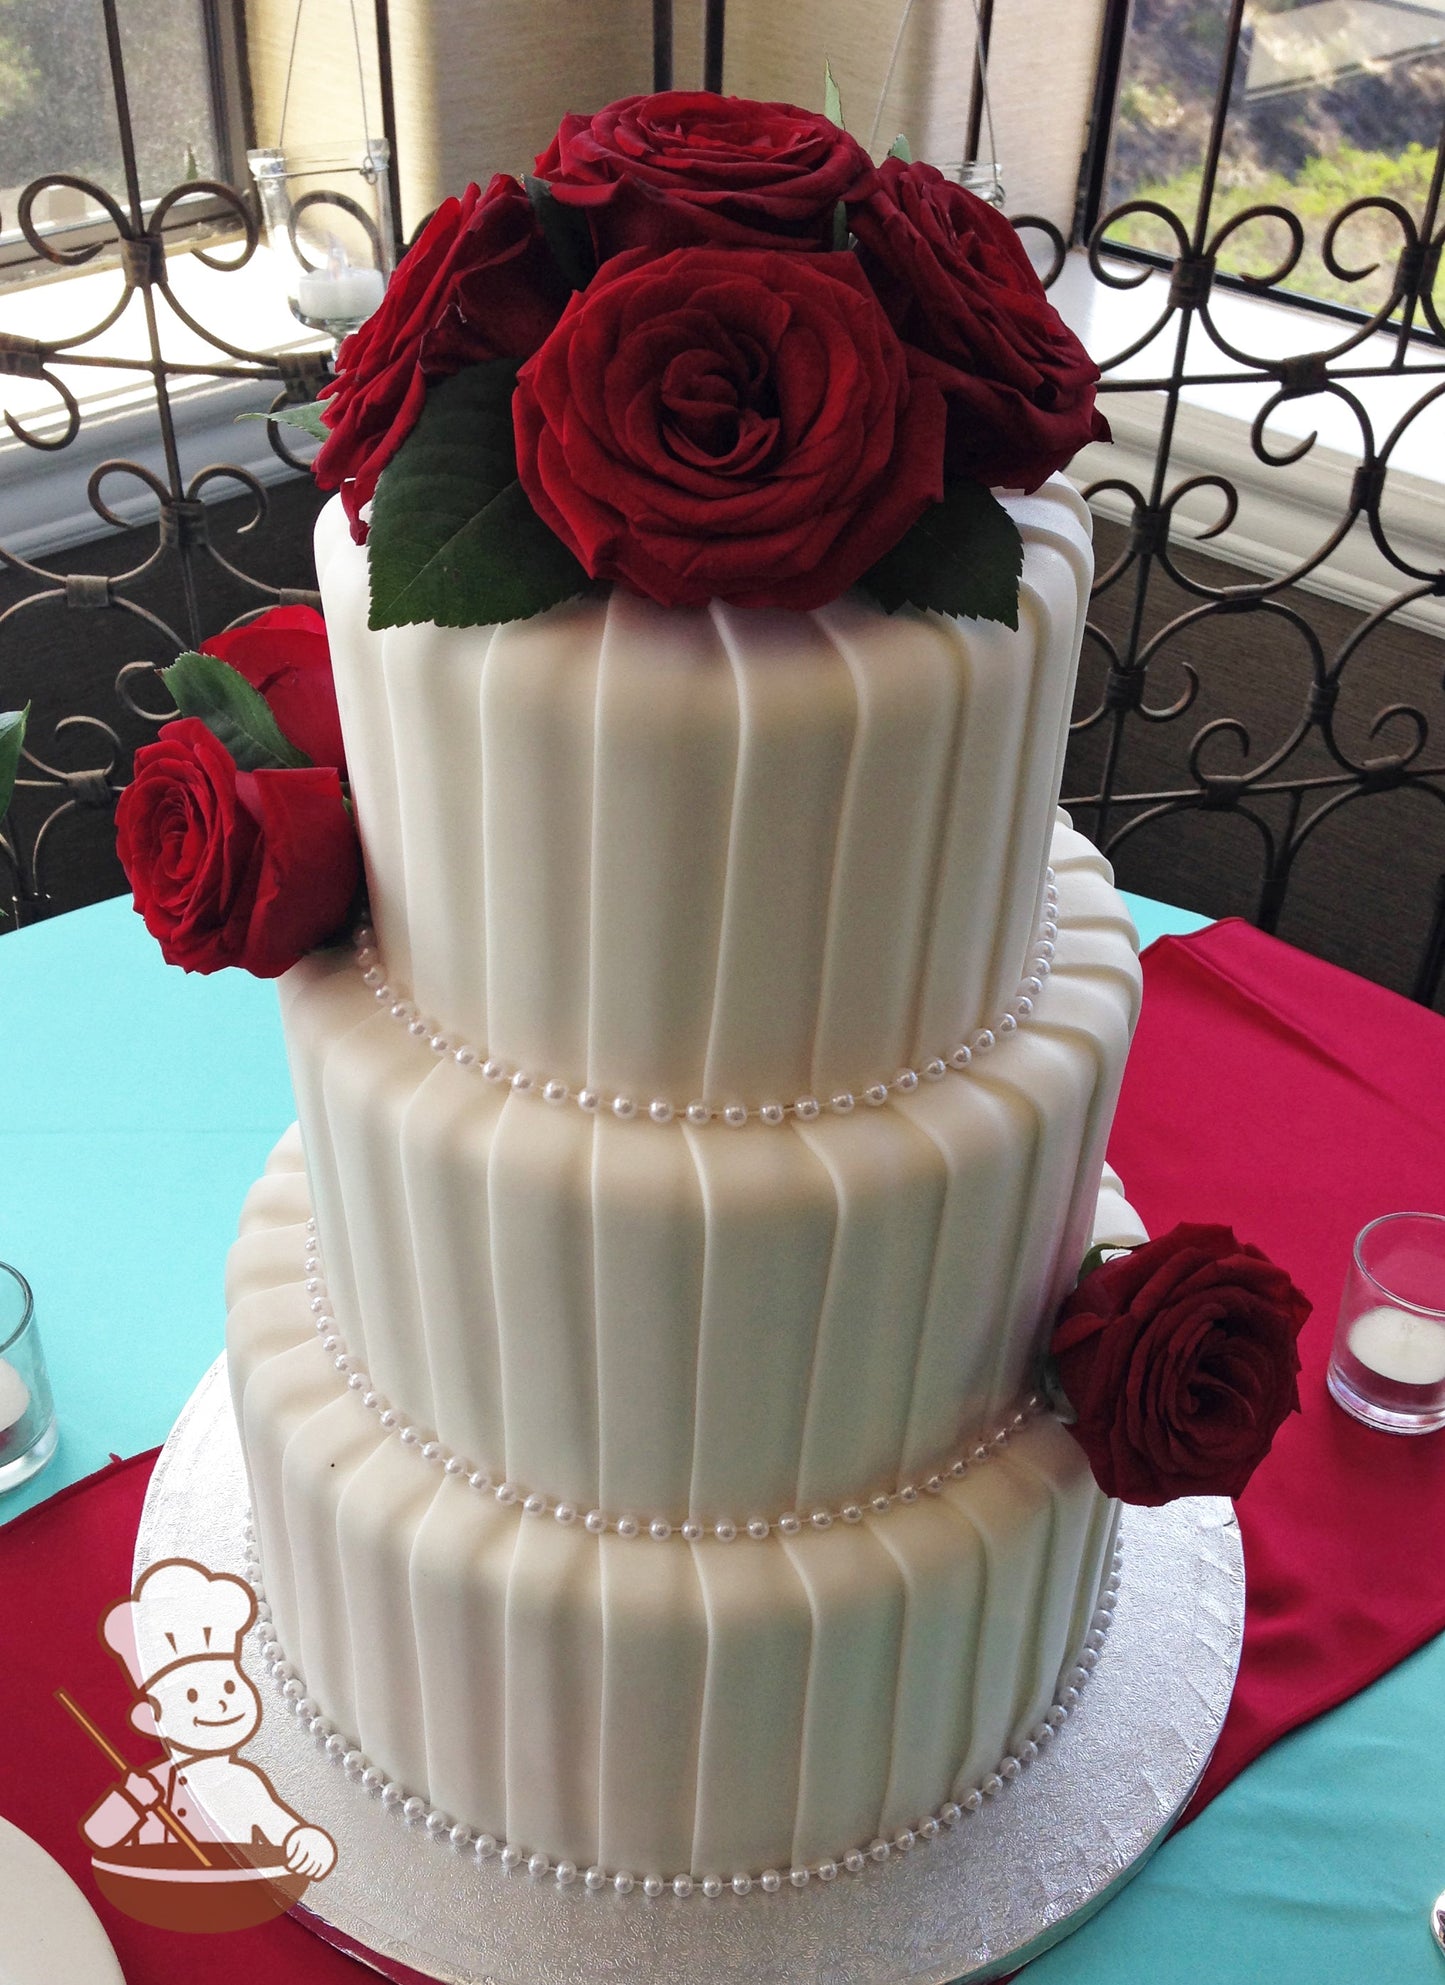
[0,0,249,280]
[1086,0,1445,327]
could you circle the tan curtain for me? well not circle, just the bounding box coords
[246,0,1105,237]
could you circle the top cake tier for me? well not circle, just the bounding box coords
[316,477,1091,1110]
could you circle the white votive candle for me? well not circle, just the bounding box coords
[296,266,385,325]
[1347,1304,1445,1387]
[0,1355,31,1435]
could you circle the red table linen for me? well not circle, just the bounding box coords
[1108,921,1445,1816]
[2,918,1444,1979]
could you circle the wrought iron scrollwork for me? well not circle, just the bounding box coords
[2,0,1443,1005]
[0,0,328,923]
[1059,0,1445,1004]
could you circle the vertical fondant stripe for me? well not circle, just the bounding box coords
[684,1122,836,1519]
[334,1435,435,1794]
[587,595,739,1098]
[792,1110,947,1508]
[701,607,856,1102]
[488,1094,600,1508]
[597,1535,707,1873]
[411,1474,512,1836]
[803,601,958,1098]
[783,1523,906,1866]
[282,1390,382,1736]
[277,960,371,1362]
[593,1115,706,1518]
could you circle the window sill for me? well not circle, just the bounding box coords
[1051,252,1445,637]
[0,245,324,562]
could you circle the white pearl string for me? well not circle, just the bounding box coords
[244,1522,1121,1900]
[302,1217,1045,1541]
[350,873,1060,1128]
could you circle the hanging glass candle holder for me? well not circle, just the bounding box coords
[248,141,395,339]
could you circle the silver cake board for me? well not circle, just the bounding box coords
[135,1359,1244,1985]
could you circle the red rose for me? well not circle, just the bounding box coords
[849,160,1108,491]
[117,719,360,977]
[535,91,873,257]
[513,245,946,611]
[1051,1223,1311,1507]
[200,606,345,776]
[315,175,567,539]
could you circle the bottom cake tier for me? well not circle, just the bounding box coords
[226,1135,1146,1889]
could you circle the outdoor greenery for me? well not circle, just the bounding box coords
[1105,141,1441,316]
[1108,0,1445,318]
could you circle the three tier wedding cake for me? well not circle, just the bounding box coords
[115,89,1308,1909]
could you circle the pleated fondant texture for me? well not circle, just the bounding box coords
[313,477,1093,1109]
[274,818,1140,1524]
[227,1190,1119,1884]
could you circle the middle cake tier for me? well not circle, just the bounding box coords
[275,820,1141,1526]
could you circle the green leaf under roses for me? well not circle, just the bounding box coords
[524,175,597,292]
[1077,1240,1138,1284]
[162,651,311,772]
[0,704,28,824]
[824,59,845,130]
[367,363,589,630]
[830,199,850,251]
[1038,1355,1077,1426]
[858,480,1024,627]
[887,131,913,163]
[239,400,329,442]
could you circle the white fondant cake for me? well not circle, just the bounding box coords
[228,478,1148,1889]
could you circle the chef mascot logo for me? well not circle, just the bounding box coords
[72,1557,337,1933]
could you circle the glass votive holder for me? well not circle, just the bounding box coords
[0,1263,57,1491]
[955,160,1006,205]
[1327,1212,1445,1435]
[248,141,394,340]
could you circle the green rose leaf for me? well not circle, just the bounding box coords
[887,131,913,163]
[161,651,311,771]
[859,480,1024,627]
[239,400,330,442]
[0,704,29,823]
[1039,1354,1077,1426]
[830,198,850,251]
[824,58,845,130]
[367,362,589,630]
[524,175,597,292]
[1077,1240,1139,1284]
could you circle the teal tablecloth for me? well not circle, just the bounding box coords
[4,889,1443,1982]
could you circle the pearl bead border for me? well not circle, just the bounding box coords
[244,1525,1121,1900]
[302,1218,1045,1542]
[350,873,1060,1128]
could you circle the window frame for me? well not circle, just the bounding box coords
[1073,0,1445,351]
[0,0,255,288]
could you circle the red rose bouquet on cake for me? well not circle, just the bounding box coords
[287,89,1105,631]
[121,92,1109,979]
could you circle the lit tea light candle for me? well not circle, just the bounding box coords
[296,264,385,326]
[0,1355,31,1439]
[1347,1304,1445,1387]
